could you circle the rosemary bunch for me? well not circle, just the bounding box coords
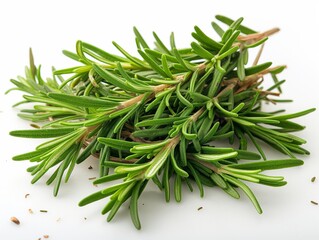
[8,15,315,229]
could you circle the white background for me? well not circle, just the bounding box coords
[1,0,319,239]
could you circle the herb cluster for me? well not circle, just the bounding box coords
[8,15,315,229]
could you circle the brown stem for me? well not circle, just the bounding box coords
[235,75,262,94]
[190,107,205,122]
[168,135,181,147]
[116,82,175,112]
[258,90,280,96]
[117,93,146,110]
[188,156,220,173]
[222,65,286,93]
[253,43,265,66]
[109,156,138,163]
[264,97,277,104]
[237,28,280,42]
[260,65,287,75]
[216,83,236,98]
[116,62,209,113]
[121,130,150,143]
[82,140,139,163]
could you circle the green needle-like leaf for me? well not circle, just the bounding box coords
[48,92,119,108]
[229,159,304,171]
[98,138,141,151]
[10,127,77,138]
[192,152,238,162]
[153,32,171,55]
[174,175,182,202]
[222,174,262,214]
[138,50,170,78]
[133,27,150,49]
[245,62,272,76]
[79,190,107,206]
[210,173,227,189]
[191,42,214,60]
[130,181,143,230]
[193,26,223,50]
[144,146,172,179]
[268,108,316,120]
[112,41,149,68]
[188,163,204,197]
[237,49,247,80]
[171,151,189,177]
[215,15,257,34]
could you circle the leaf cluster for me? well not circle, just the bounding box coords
[8,15,315,229]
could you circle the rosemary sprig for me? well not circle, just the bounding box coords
[8,15,315,229]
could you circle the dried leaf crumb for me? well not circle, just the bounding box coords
[25,193,30,198]
[89,177,96,180]
[10,216,20,225]
[56,217,61,222]
[88,166,93,170]
[40,210,48,213]
[197,207,203,211]
[30,123,40,129]
[43,235,49,238]
[311,176,316,182]
[29,208,34,214]
[311,200,318,205]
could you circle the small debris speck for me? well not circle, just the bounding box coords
[29,208,33,214]
[43,235,49,239]
[40,210,48,213]
[10,217,20,225]
[89,177,96,180]
[311,176,316,182]
[197,207,203,211]
[311,200,318,205]
[25,193,30,198]
[30,123,40,129]
[88,166,93,170]
[56,217,61,222]
[84,217,87,220]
